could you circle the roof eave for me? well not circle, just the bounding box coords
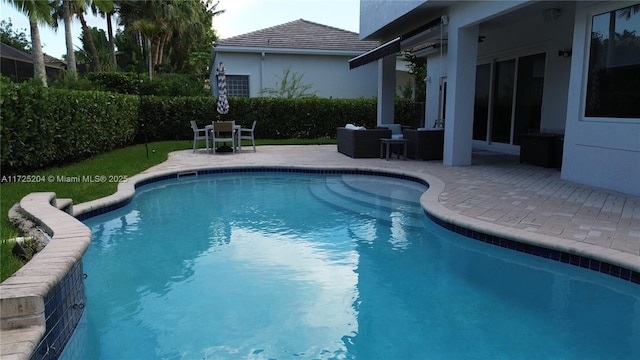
[213,45,370,57]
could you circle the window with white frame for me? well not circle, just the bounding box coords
[585,4,640,118]
[226,75,249,97]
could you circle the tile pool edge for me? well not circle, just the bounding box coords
[74,165,640,282]
[0,193,90,360]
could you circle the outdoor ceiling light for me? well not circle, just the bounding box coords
[558,49,572,58]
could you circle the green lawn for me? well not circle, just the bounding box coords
[0,139,335,281]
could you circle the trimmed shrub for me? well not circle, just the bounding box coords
[85,72,141,94]
[81,72,209,97]
[138,96,416,141]
[1,81,138,175]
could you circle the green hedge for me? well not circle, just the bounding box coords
[139,96,417,141]
[82,72,210,97]
[1,80,419,174]
[1,81,138,175]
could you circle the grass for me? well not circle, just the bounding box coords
[1,230,24,281]
[0,139,335,282]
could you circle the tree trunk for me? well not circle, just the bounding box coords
[63,0,77,75]
[78,12,102,71]
[146,36,153,78]
[157,33,169,66]
[107,12,116,70]
[151,36,160,76]
[29,18,47,87]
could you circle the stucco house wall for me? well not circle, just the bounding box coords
[213,51,379,98]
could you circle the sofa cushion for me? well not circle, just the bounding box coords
[382,124,403,139]
[345,123,366,130]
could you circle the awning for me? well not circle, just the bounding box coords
[348,37,400,70]
[349,16,445,70]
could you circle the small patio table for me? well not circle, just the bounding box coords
[205,123,241,153]
[380,138,408,160]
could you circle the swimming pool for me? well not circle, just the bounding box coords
[61,172,640,359]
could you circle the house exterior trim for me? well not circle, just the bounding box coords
[213,45,366,57]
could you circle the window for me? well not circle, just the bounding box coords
[585,4,640,118]
[226,75,249,97]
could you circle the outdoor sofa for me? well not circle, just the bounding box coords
[337,127,392,158]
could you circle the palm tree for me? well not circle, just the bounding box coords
[4,0,54,86]
[50,0,78,75]
[75,27,113,70]
[117,0,156,77]
[166,0,222,74]
[105,3,117,69]
[117,0,222,77]
[88,0,116,70]
[62,0,77,75]
[69,0,113,71]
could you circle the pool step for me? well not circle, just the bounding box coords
[309,179,425,228]
[340,175,427,204]
[325,177,423,215]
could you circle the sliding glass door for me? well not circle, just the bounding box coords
[513,53,545,145]
[473,53,546,146]
[473,64,491,141]
[491,59,516,144]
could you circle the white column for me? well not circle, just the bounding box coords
[443,24,479,166]
[377,55,396,125]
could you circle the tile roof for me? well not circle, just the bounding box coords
[1,42,65,66]
[215,19,379,52]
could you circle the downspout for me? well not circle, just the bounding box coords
[260,51,265,96]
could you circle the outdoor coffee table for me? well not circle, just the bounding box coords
[380,138,408,160]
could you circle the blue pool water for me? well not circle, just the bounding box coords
[61,173,640,359]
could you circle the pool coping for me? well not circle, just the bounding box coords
[1,164,638,359]
[75,164,640,277]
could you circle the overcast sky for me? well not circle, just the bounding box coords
[0,0,361,59]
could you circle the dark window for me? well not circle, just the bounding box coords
[585,4,640,118]
[226,75,249,97]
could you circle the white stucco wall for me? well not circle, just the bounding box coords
[212,51,379,98]
[359,0,424,39]
[562,1,640,196]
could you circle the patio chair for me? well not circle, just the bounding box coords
[211,121,236,154]
[238,121,257,152]
[190,120,209,153]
